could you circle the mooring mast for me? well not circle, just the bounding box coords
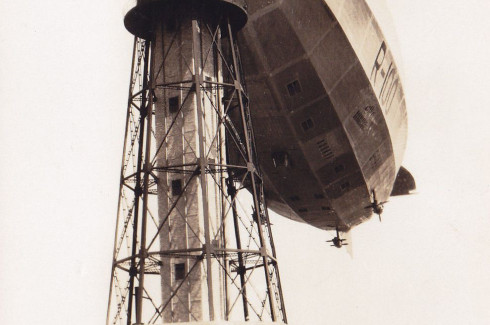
[106,0,286,324]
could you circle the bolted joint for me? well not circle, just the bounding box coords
[140,103,148,117]
[191,74,199,92]
[234,80,242,91]
[193,166,201,176]
[143,163,153,173]
[247,162,255,173]
[139,248,148,259]
[236,265,246,275]
[129,266,138,277]
[202,243,215,254]
[226,177,237,197]
[151,88,158,102]
[134,185,143,196]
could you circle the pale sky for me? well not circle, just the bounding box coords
[1,0,490,324]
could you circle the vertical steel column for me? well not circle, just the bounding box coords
[225,19,278,321]
[136,37,155,324]
[127,41,150,325]
[192,18,216,321]
[226,175,250,320]
[106,36,137,325]
[262,187,288,323]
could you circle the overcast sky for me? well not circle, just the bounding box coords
[1,0,490,324]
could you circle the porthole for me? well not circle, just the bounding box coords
[286,80,302,96]
[340,181,350,191]
[301,118,314,132]
[335,164,345,173]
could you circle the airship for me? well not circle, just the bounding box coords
[234,0,415,232]
[123,0,416,232]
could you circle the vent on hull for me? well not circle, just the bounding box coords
[317,138,334,160]
[353,110,368,130]
[353,105,377,131]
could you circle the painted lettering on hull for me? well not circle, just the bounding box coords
[370,41,399,115]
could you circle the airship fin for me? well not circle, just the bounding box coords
[390,166,416,196]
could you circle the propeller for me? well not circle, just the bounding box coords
[364,189,388,222]
[324,224,354,258]
[326,237,348,248]
[326,226,348,248]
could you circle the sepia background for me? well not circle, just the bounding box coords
[1,0,489,324]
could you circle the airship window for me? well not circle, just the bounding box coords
[314,193,325,199]
[298,208,308,212]
[171,179,183,196]
[272,151,289,168]
[321,206,331,211]
[301,118,314,131]
[289,195,300,201]
[335,164,345,173]
[353,110,368,130]
[174,263,185,281]
[364,105,376,116]
[169,96,180,114]
[340,181,350,191]
[286,80,302,96]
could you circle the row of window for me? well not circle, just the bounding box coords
[300,106,378,138]
[289,193,326,201]
[289,181,351,214]
[297,206,332,213]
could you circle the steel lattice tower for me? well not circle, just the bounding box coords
[106,1,287,324]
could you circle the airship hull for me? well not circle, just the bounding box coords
[237,0,408,231]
